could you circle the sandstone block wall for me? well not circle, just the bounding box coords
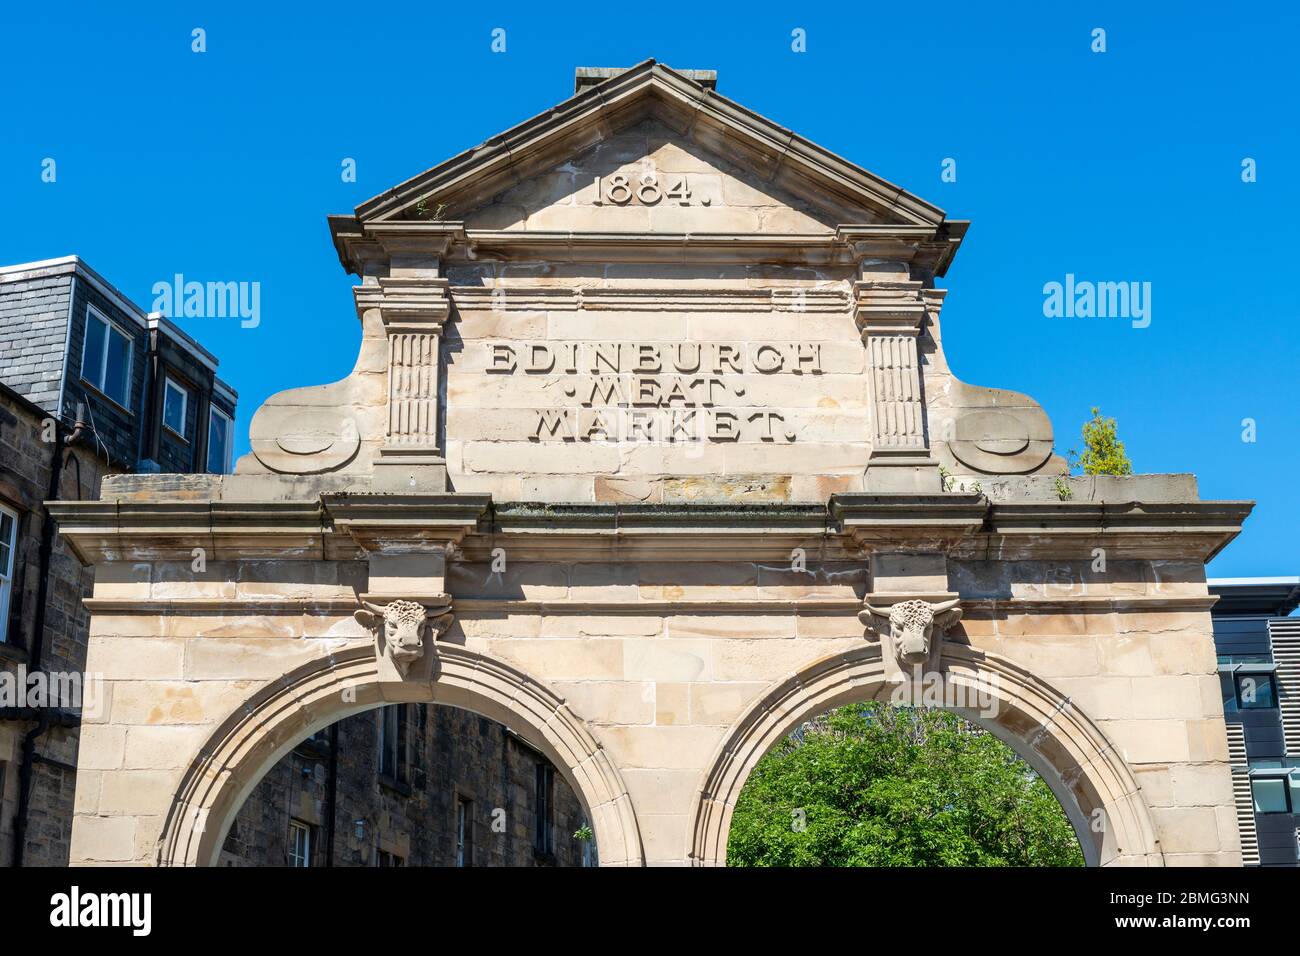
[67,545,1239,866]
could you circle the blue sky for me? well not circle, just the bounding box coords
[2,2,1296,575]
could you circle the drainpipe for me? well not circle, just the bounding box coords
[136,323,158,468]
[324,722,339,867]
[11,411,85,866]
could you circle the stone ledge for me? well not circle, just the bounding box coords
[95,472,1208,507]
[79,594,1218,617]
[82,598,363,614]
[99,473,364,503]
[49,488,1253,565]
[961,595,1220,614]
[976,473,1201,504]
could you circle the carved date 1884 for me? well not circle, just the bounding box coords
[593,173,707,206]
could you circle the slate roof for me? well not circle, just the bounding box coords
[0,260,75,415]
[0,256,237,420]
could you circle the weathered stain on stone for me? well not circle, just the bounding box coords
[663,475,792,503]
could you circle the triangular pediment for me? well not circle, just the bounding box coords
[352,61,947,230]
[459,117,860,234]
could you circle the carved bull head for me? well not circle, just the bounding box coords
[355,598,454,676]
[860,598,962,668]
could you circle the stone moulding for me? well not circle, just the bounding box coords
[340,60,947,234]
[331,223,965,272]
[831,493,1255,563]
[47,492,1254,566]
[450,285,850,313]
[76,593,1222,617]
[322,493,491,553]
[156,643,645,867]
[685,643,1164,867]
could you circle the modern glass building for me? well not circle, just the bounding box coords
[1210,577,1300,866]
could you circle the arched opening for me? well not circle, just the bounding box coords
[687,644,1163,867]
[220,702,597,867]
[157,643,643,866]
[726,702,1084,866]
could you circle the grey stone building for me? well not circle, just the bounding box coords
[1210,577,1300,866]
[0,256,237,865]
[0,257,238,476]
[223,704,592,867]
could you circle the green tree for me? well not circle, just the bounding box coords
[726,704,1084,867]
[1070,406,1133,476]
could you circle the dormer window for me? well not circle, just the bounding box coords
[80,305,133,409]
[206,406,232,473]
[162,377,189,438]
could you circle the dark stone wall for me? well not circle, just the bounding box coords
[221,704,595,867]
[1,266,239,867]
[0,389,111,867]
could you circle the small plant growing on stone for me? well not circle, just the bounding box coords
[1068,407,1133,476]
[573,824,594,841]
[414,198,447,221]
[939,466,982,497]
[1054,473,1074,501]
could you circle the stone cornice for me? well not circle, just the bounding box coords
[46,499,328,564]
[959,595,1221,615]
[346,60,947,230]
[465,501,838,561]
[333,225,963,274]
[485,501,828,531]
[49,491,1253,565]
[449,285,849,314]
[321,493,491,555]
[831,493,989,550]
[455,227,960,270]
[330,220,464,276]
[81,597,366,614]
[853,279,930,336]
[353,276,451,329]
[462,230,849,266]
[837,223,967,278]
[78,592,1219,618]
[971,499,1256,563]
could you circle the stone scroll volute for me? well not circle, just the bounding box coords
[238,227,456,487]
[918,289,1062,478]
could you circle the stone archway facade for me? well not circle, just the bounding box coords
[156,642,644,867]
[56,62,1250,867]
[687,644,1162,866]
